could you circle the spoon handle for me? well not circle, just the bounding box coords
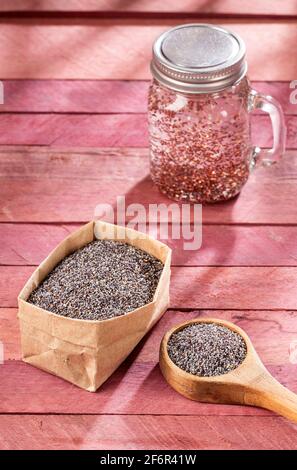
[244,370,297,422]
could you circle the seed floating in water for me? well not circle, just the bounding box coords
[167,322,247,376]
[148,78,251,203]
[28,240,164,321]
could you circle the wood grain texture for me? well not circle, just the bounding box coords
[1,414,297,450]
[0,114,149,147]
[2,309,297,364]
[0,308,19,360]
[0,7,295,447]
[2,361,296,416]
[1,147,297,224]
[170,267,297,310]
[1,309,297,417]
[0,266,34,307]
[0,0,295,16]
[1,80,149,113]
[2,223,297,267]
[2,265,297,309]
[0,20,295,79]
[2,80,295,115]
[0,113,295,149]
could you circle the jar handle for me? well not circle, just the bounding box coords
[249,90,286,166]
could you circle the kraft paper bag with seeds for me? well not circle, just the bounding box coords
[18,220,171,392]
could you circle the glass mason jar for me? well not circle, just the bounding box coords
[148,24,286,203]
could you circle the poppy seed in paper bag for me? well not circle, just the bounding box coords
[28,239,164,321]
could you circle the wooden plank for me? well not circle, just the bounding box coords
[170,225,297,267]
[0,114,295,149]
[2,223,297,267]
[0,1,295,17]
[0,147,297,224]
[1,361,296,416]
[1,414,297,450]
[0,20,295,80]
[2,265,297,309]
[0,308,19,360]
[0,114,148,148]
[1,309,297,418]
[3,309,297,364]
[170,267,297,310]
[0,223,79,265]
[1,80,296,115]
[0,80,149,114]
[0,266,34,307]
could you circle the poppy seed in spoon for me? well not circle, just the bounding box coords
[167,323,247,377]
[28,239,164,321]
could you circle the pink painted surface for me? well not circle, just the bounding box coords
[1,148,297,224]
[0,0,296,451]
[0,21,295,79]
[1,414,297,450]
[2,309,296,364]
[0,361,296,416]
[0,70,296,448]
[1,223,297,267]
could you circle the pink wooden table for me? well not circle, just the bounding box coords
[1,1,297,450]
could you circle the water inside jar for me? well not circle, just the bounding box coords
[148,78,252,203]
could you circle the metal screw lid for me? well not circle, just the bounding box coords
[151,24,247,94]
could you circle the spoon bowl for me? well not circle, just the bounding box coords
[160,318,297,422]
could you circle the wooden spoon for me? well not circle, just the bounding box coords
[159,317,297,422]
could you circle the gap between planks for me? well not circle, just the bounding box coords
[0,12,297,21]
[0,0,296,17]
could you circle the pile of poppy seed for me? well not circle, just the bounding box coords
[167,323,247,377]
[28,239,164,321]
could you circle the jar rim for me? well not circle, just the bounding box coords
[151,23,247,94]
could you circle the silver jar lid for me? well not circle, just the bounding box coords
[151,23,247,94]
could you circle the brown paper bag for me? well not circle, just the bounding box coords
[18,221,171,391]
